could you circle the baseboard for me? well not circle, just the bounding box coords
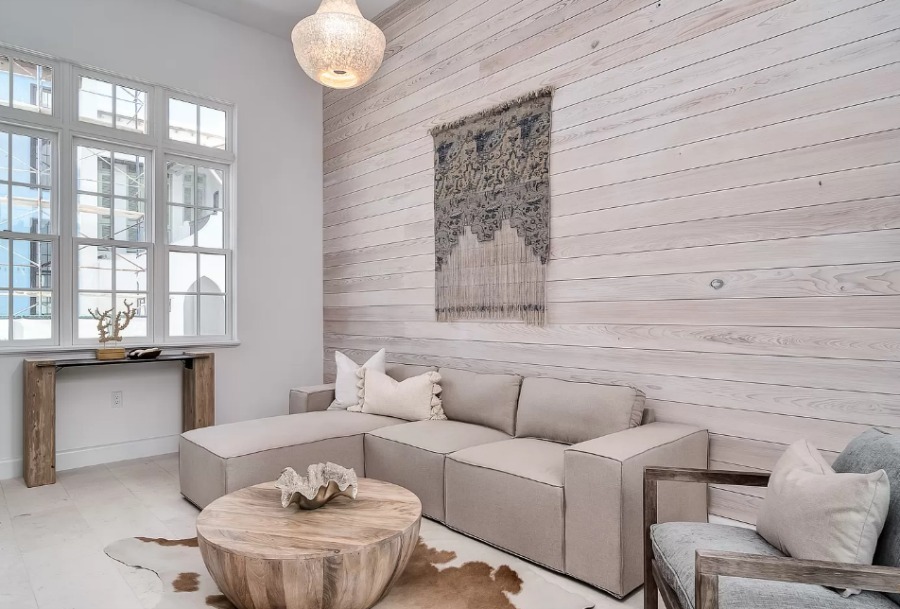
[0,434,180,481]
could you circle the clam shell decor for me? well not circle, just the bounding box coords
[275,463,359,510]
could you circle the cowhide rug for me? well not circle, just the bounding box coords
[105,519,594,609]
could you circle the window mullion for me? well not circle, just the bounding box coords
[55,62,72,347]
[153,84,167,345]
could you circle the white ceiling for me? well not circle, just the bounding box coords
[175,0,400,37]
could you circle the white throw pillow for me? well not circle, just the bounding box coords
[350,368,446,421]
[329,349,385,410]
[756,439,890,596]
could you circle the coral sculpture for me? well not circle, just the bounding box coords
[275,463,358,510]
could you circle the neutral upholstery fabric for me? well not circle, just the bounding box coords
[438,367,522,435]
[330,349,385,410]
[757,440,890,575]
[565,423,709,597]
[385,363,437,381]
[353,368,445,421]
[179,411,401,508]
[651,522,898,609]
[288,383,335,414]
[364,420,510,520]
[449,438,566,486]
[445,438,567,570]
[834,428,900,606]
[515,377,643,444]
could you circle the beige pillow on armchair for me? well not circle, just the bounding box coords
[757,439,890,595]
[350,368,446,422]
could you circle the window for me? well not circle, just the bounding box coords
[167,97,227,150]
[166,159,227,337]
[0,53,53,115]
[77,75,147,133]
[0,127,55,343]
[0,46,235,350]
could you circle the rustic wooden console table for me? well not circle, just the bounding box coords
[23,352,215,488]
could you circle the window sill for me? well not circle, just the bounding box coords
[0,340,241,357]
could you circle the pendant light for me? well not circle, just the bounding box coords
[291,0,387,90]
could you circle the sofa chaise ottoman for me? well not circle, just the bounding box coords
[180,362,709,597]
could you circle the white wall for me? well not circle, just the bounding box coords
[0,0,324,478]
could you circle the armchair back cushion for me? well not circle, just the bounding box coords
[438,367,522,435]
[833,428,900,605]
[515,377,644,444]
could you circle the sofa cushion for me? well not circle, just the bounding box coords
[181,410,402,458]
[515,377,643,444]
[651,522,898,609]
[833,429,900,606]
[367,420,511,455]
[449,438,565,486]
[438,367,522,435]
[180,411,403,508]
[445,438,567,570]
[364,420,510,520]
[386,363,437,381]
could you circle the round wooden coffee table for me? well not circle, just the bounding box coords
[197,478,422,609]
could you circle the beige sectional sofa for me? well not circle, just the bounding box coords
[180,363,709,598]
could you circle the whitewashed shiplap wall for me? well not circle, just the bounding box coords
[321,0,900,522]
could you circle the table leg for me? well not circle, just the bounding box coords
[23,363,56,487]
[183,354,215,432]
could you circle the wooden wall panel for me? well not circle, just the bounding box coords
[324,0,900,521]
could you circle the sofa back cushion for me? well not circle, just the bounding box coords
[833,428,900,605]
[386,363,437,382]
[515,377,643,444]
[437,367,521,435]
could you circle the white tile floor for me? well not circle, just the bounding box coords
[0,454,646,609]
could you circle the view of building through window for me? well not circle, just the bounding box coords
[0,47,233,347]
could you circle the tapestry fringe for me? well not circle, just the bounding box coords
[435,224,546,326]
[429,86,554,136]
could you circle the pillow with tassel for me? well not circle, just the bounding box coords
[350,368,446,421]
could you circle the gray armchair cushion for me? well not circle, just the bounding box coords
[515,377,643,444]
[437,367,522,435]
[833,428,900,605]
[651,522,898,609]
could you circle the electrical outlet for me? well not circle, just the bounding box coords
[111,390,124,409]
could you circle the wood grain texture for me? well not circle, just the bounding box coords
[322,0,900,520]
[22,353,215,487]
[197,480,422,609]
[183,353,215,432]
[23,362,56,487]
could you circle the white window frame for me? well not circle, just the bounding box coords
[162,154,232,345]
[0,43,238,353]
[0,122,60,348]
[71,136,155,347]
[72,67,154,141]
[163,92,232,159]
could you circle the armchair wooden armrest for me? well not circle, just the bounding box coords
[696,551,900,609]
[644,467,770,609]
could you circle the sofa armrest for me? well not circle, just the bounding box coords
[564,423,709,598]
[696,551,900,609]
[289,383,335,414]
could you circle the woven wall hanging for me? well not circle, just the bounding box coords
[431,87,552,325]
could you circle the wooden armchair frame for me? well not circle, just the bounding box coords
[643,467,900,609]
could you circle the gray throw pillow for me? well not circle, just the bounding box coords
[833,429,900,605]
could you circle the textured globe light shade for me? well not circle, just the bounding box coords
[291,0,387,89]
